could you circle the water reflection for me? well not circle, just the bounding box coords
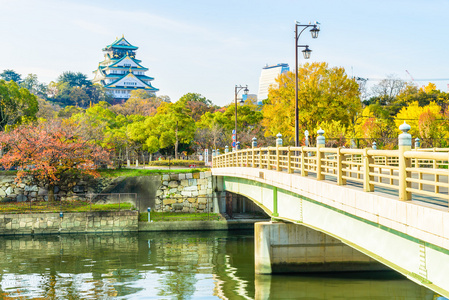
[0,231,441,299]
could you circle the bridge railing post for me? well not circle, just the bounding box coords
[316,128,325,180]
[399,122,412,200]
[363,148,374,192]
[337,147,346,185]
[287,147,292,173]
[276,133,282,171]
[300,147,307,176]
[432,148,440,194]
[252,137,257,168]
[267,147,272,170]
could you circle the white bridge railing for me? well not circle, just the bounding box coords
[212,123,449,205]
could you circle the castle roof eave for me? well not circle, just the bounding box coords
[108,54,147,69]
[103,36,138,50]
[104,72,158,90]
[104,86,159,92]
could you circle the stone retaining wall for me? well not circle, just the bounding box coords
[0,171,215,214]
[155,171,214,213]
[0,210,138,235]
[0,175,110,203]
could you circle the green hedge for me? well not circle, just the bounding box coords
[148,160,205,167]
[99,168,208,177]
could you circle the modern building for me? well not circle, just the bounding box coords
[257,63,290,103]
[93,36,158,101]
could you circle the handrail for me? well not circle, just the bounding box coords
[404,151,449,160]
[213,144,449,205]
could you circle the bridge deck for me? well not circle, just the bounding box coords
[302,170,448,208]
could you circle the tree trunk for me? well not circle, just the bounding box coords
[175,121,179,160]
[118,148,122,169]
[48,184,55,202]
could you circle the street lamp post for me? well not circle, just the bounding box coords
[295,21,320,147]
[234,85,249,149]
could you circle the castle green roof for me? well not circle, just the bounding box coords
[104,72,159,91]
[102,36,138,51]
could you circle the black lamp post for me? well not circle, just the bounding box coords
[234,85,249,149]
[295,21,320,147]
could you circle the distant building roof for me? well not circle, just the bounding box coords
[258,63,290,101]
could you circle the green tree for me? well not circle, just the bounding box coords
[50,71,106,108]
[0,80,38,130]
[155,100,196,159]
[57,71,92,88]
[20,74,47,98]
[0,69,22,83]
[127,100,196,159]
[262,62,361,143]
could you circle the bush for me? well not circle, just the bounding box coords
[148,159,205,167]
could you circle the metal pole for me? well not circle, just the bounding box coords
[295,24,299,147]
[235,85,238,146]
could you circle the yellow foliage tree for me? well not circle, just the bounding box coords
[262,62,361,143]
[313,120,348,147]
[394,101,447,140]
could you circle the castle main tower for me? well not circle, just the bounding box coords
[93,36,159,101]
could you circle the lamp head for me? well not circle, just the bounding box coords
[310,26,320,39]
[302,46,312,59]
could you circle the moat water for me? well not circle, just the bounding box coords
[0,231,441,299]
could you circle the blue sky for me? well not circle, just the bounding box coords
[1,0,448,106]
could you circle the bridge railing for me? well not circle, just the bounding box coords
[213,123,449,205]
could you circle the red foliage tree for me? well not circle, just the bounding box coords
[0,120,111,201]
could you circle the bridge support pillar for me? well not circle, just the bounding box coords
[255,221,386,274]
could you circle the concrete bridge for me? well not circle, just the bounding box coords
[212,123,449,298]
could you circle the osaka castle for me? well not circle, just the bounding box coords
[93,35,159,101]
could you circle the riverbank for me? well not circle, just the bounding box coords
[0,210,268,236]
[138,219,268,232]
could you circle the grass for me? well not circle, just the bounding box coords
[0,201,134,213]
[98,168,209,178]
[0,168,210,179]
[139,211,224,222]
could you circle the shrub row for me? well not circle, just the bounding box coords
[148,160,205,167]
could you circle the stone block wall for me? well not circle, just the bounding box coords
[0,171,215,214]
[0,210,138,236]
[0,175,111,203]
[155,171,214,213]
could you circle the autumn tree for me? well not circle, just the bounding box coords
[394,82,449,113]
[36,97,59,119]
[111,90,161,116]
[0,79,39,130]
[262,62,361,143]
[353,106,396,148]
[394,101,448,146]
[0,120,111,201]
[179,93,216,121]
[195,101,264,149]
